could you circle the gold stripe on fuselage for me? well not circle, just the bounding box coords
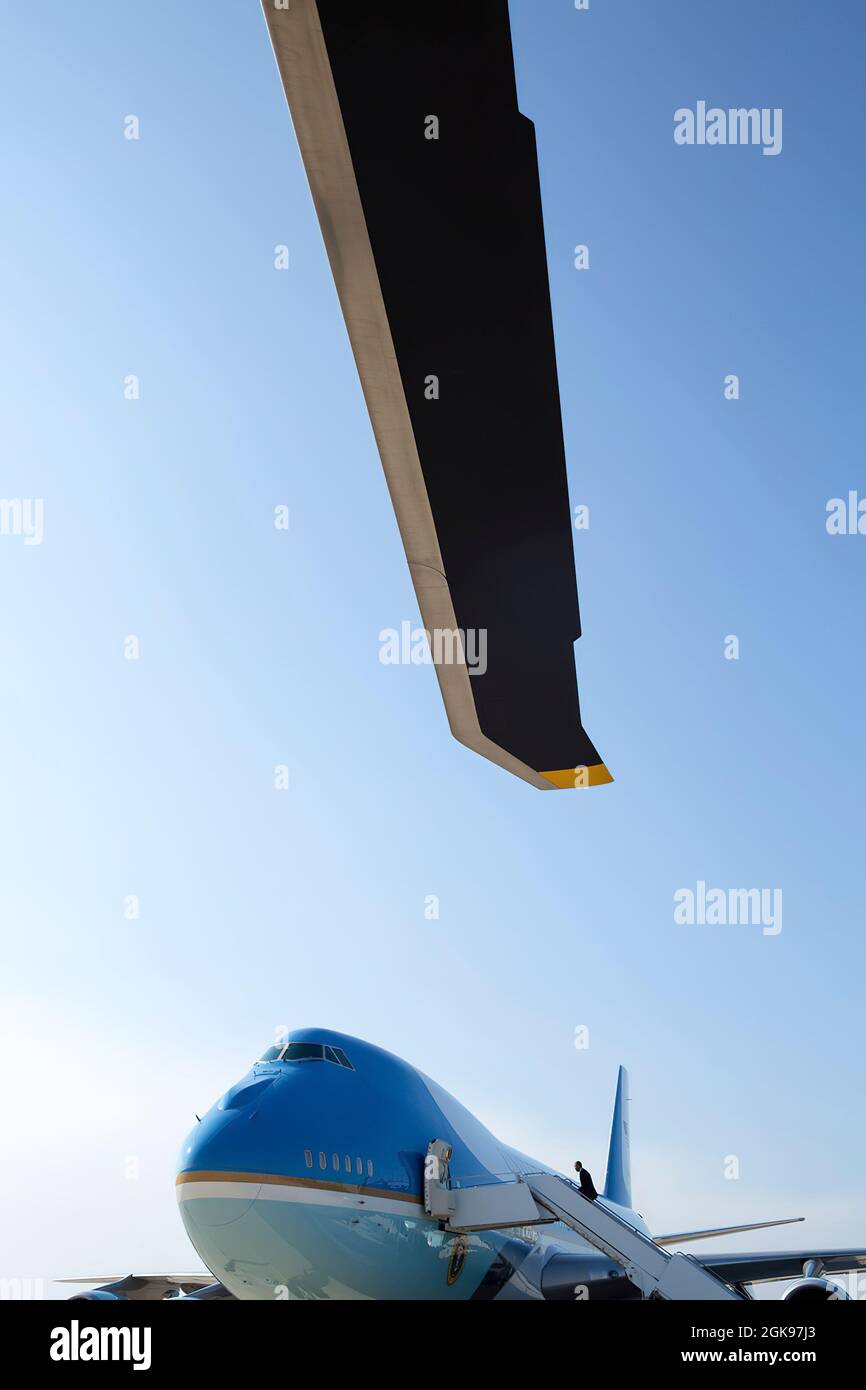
[176,1171,422,1205]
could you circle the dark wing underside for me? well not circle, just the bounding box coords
[263,0,610,790]
[695,1249,866,1286]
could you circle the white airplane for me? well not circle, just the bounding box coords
[65,1030,865,1302]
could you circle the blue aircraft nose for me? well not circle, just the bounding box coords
[177,1076,285,1230]
[178,1073,281,1178]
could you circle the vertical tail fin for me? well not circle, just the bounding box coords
[603,1066,632,1209]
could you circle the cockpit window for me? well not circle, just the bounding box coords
[258,1041,354,1069]
[282,1043,325,1062]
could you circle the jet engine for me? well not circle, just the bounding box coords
[783,1277,849,1303]
[541,1251,642,1301]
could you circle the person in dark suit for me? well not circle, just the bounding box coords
[574,1161,598,1200]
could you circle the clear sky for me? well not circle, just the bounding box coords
[1,1,864,1296]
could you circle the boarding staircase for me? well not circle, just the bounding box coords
[424,1142,746,1301]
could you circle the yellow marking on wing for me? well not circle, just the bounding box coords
[541,764,614,790]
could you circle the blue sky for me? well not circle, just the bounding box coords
[1,1,864,1292]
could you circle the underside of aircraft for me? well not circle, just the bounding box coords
[261,0,612,790]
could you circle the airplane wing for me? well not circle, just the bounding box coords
[56,1275,231,1301]
[694,1249,866,1287]
[262,0,611,791]
[656,1217,805,1246]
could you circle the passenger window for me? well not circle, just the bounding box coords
[367,1159,374,1177]
[332,1154,340,1171]
[356,1157,363,1176]
[319,1152,327,1170]
[304,1150,313,1169]
[344,1155,351,1173]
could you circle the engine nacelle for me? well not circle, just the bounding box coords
[783,1277,849,1303]
[542,1251,642,1301]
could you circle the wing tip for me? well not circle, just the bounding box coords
[540,763,614,790]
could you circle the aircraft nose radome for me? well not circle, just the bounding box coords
[177,1109,244,1177]
[176,1107,266,1233]
[177,1069,298,1183]
[178,1081,273,1175]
